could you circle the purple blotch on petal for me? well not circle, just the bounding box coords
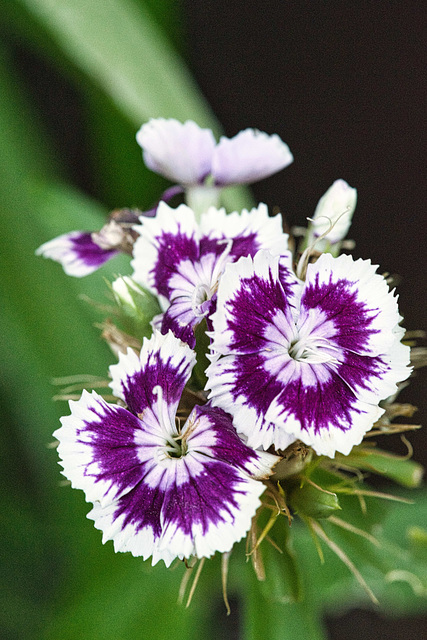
[301,272,380,353]
[77,401,147,499]
[120,351,192,416]
[114,476,165,539]
[152,230,199,298]
[224,270,293,353]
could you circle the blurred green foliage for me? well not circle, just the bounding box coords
[0,1,426,639]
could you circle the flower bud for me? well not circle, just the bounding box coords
[288,481,341,519]
[111,276,160,337]
[311,179,357,245]
[112,276,142,312]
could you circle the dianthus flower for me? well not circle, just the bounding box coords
[308,179,358,251]
[53,331,278,566]
[206,251,411,457]
[35,207,144,277]
[131,201,291,348]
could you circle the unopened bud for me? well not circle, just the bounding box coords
[288,481,341,519]
[311,179,357,245]
[111,276,161,337]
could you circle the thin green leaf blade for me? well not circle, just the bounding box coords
[17,0,219,128]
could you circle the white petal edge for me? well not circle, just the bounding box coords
[211,128,293,185]
[53,390,137,506]
[88,467,267,566]
[199,202,290,257]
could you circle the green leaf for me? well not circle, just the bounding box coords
[83,86,170,210]
[16,0,219,129]
[11,0,253,213]
[336,446,424,488]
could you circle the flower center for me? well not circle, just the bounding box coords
[190,239,233,318]
[164,428,188,458]
[191,283,212,317]
[288,334,338,364]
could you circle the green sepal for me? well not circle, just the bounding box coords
[288,480,341,520]
[335,445,424,488]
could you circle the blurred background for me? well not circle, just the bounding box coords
[1,1,426,638]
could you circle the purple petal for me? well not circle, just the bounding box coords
[36,231,117,276]
[109,330,195,418]
[209,251,300,356]
[132,202,199,299]
[136,118,216,185]
[190,404,278,478]
[54,390,153,506]
[211,128,293,186]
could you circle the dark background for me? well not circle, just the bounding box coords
[9,1,426,638]
[181,3,426,638]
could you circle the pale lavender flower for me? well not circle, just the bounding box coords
[53,331,277,566]
[131,201,291,348]
[206,251,411,457]
[136,118,293,187]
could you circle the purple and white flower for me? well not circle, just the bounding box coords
[36,230,119,277]
[54,331,278,566]
[131,201,291,348]
[136,118,293,188]
[206,251,411,458]
[36,189,183,278]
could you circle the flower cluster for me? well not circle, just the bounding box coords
[39,119,415,586]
